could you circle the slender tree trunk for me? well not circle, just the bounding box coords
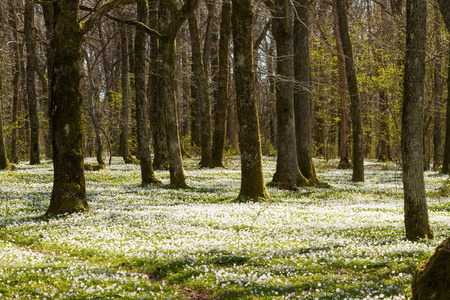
[402,0,433,240]
[294,0,320,186]
[212,0,231,167]
[135,0,159,185]
[332,2,350,169]
[272,0,309,189]
[0,77,13,170]
[9,0,20,164]
[25,0,40,165]
[336,0,364,182]
[46,0,87,215]
[119,25,133,164]
[378,91,392,161]
[188,13,213,168]
[433,1,443,170]
[232,0,269,200]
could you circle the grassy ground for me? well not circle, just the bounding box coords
[0,156,449,299]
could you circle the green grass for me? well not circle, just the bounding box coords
[0,156,448,299]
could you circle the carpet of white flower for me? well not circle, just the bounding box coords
[0,157,449,299]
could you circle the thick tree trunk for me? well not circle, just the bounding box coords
[212,0,231,167]
[336,0,364,182]
[272,0,309,190]
[135,0,159,185]
[25,0,40,165]
[188,13,213,168]
[148,0,168,170]
[119,25,133,164]
[294,0,320,187]
[232,0,269,200]
[46,0,87,215]
[402,0,433,240]
[332,2,351,169]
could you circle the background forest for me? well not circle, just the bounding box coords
[0,0,450,299]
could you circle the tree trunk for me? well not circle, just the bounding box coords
[25,0,40,165]
[212,0,231,167]
[272,0,309,190]
[332,2,351,169]
[232,0,269,200]
[135,0,159,185]
[9,0,20,164]
[188,13,213,168]
[433,1,443,170]
[336,0,364,182]
[0,75,13,171]
[119,25,133,164]
[378,91,392,161]
[402,0,433,240]
[46,0,88,215]
[294,0,320,187]
[148,0,168,170]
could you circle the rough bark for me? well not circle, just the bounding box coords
[294,0,320,187]
[119,25,133,164]
[148,0,169,170]
[46,0,88,215]
[188,12,213,168]
[272,0,309,190]
[212,0,231,167]
[336,0,364,182]
[135,0,159,185]
[402,0,433,240]
[232,0,269,200]
[25,0,40,165]
[332,2,350,169]
[0,76,13,171]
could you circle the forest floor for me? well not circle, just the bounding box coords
[0,156,449,299]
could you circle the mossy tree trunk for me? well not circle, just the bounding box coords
[232,0,269,200]
[148,0,168,170]
[294,0,320,187]
[119,25,133,164]
[188,12,213,168]
[135,0,159,185]
[159,0,199,187]
[46,0,87,215]
[332,2,350,169]
[336,0,364,182]
[402,0,433,240]
[25,0,40,165]
[272,0,309,190]
[212,0,231,168]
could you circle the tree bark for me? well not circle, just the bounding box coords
[135,0,159,185]
[46,0,88,215]
[402,0,433,240]
[232,0,269,200]
[25,0,40,165]
[212,0,231,167]
[0,74,13,170]
[9,0,20,164]
[336,0,364,182]
[294,0,320,187]
[119,25,134,164]
[272,0,309,190]
[332,1,350,169]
